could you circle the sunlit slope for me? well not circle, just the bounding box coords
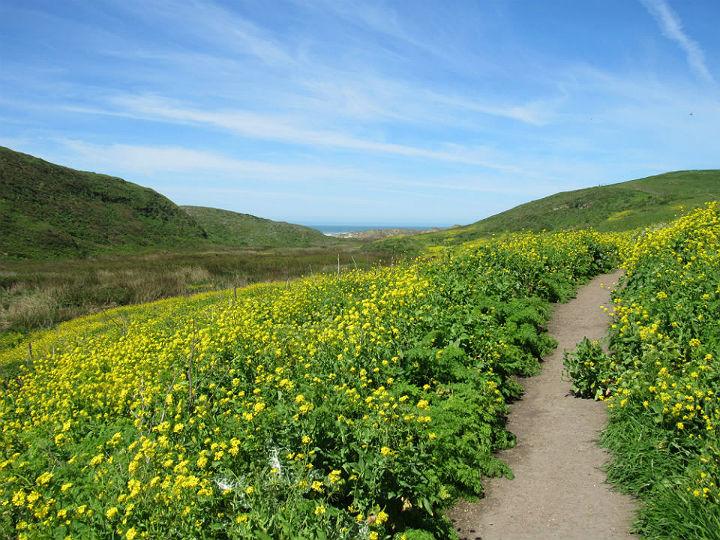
[375,170,720,254]
[0,147,207,259]
[465,169,720,235]
[181,206,333,248]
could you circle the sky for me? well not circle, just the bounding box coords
[1,0,719,227]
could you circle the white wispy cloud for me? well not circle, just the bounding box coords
[292,0,444,58]
[0,136,32,150]
[166,185,384,206]
[422,90,563,126]
[67,95,524,172]
[640,0,713,82]
[94,1,544,130]
[58,139,366,182]
[57,139,537,195]
[112,0,296,68]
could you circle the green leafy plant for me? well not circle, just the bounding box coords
[563,338,609,399]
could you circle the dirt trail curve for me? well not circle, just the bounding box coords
[448,270,636,540]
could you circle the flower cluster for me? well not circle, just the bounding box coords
[1,230,620,539]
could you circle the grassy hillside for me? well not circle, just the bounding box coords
[181,206,333,248]
[374,170,720,253]
[0,146,208,259]
[466,169,720,234]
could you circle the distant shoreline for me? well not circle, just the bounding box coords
[308,225,455,241]
[308,225,441,236]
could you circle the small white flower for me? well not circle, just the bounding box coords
[269,448,282,476]
[215,476,237,492]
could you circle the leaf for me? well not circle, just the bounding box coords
[420,497,434,516]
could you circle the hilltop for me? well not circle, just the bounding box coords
[0,147,207,259]
[181,206,332,248]
[465,169,720,235]
[376,169,720,251]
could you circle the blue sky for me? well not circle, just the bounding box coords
[1,0,718,226]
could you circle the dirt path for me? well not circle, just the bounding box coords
[448,270,636,540]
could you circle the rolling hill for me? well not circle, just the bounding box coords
[5,144,717,259]
[464,169,720,235]
[0,147,340,259]
[375,169,720,252]
[181,206,332,248]
[0,146,207,258]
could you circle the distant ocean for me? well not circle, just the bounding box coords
[308,225,436,236]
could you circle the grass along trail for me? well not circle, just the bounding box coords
[449,270,636,540]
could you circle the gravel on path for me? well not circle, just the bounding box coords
[448,270,636,540]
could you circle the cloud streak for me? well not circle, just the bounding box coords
[640,0,713,82]
[57,140,538,196]
[71,95,525,173]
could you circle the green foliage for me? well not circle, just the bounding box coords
[0,146,207,259]
[601,415,720,539]
[397,527,438,540]
[563,338,608,399]
[181,206,335,248]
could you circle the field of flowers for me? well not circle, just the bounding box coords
[564,203,720,539]
[0,230,619,540]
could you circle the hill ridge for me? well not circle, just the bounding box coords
[0,146,207,259]
[0,147,340,259]
[180,205,333,248]
[468,169,720,234]
[371,169,720,253]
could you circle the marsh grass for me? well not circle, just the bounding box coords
[0,246,393,346]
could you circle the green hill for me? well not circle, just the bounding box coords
[181,206,333,248]
[0,146,207,259]
[375,169,720,252]
[465,169,720,235]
